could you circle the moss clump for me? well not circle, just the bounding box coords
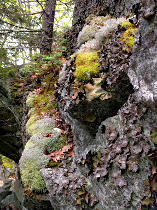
[122,26,137,50]
[74,51,100,81]
[25,140,34,148]
[47,160,59,168]
[21,160,46,192]
[28,108,37,118]
[26,117,55,136]
[1,156,16,174]
[77,24,99,47]
[26,92,36,108]
[26,113,39,135]
[85,14,95,23]
[46,135,67,153]
[20,130,67,192]
[120,21,134,28]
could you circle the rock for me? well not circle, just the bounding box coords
[0,84,22,162]
[1,192,21,209]
[23,195,52,210]
[0,180,21,209]
[129,1,157,109]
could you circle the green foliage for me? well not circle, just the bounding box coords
[19,65,33,76]
[0,0,73,67]
[0,0,40,66]
[74,51,100,81]
[19,47,66,77]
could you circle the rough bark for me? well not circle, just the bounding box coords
[40,0,56,54]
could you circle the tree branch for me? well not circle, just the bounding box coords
[0,29,41,35]
[35,0,47,15]
[0,18,31,30]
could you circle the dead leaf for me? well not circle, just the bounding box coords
[47,143,74,162]
[76,198,81,205]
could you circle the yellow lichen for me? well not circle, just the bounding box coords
[74,51,100,81]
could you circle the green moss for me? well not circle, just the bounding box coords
[47,160,59,168]
[28,108,37,118]
[21,160,46,192]
[20,130,66,192]
[26,114,39,135]
[122,27,137,50]
[34,94,50,107]
[46,135,67,153]
[2,156,16,173]
[26,92,36,108]
[84,112,96,122]
[26,117,55,136]
[74,51,100,81]
[120,21,134,28]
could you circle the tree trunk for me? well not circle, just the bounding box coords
[41,0,56,54]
